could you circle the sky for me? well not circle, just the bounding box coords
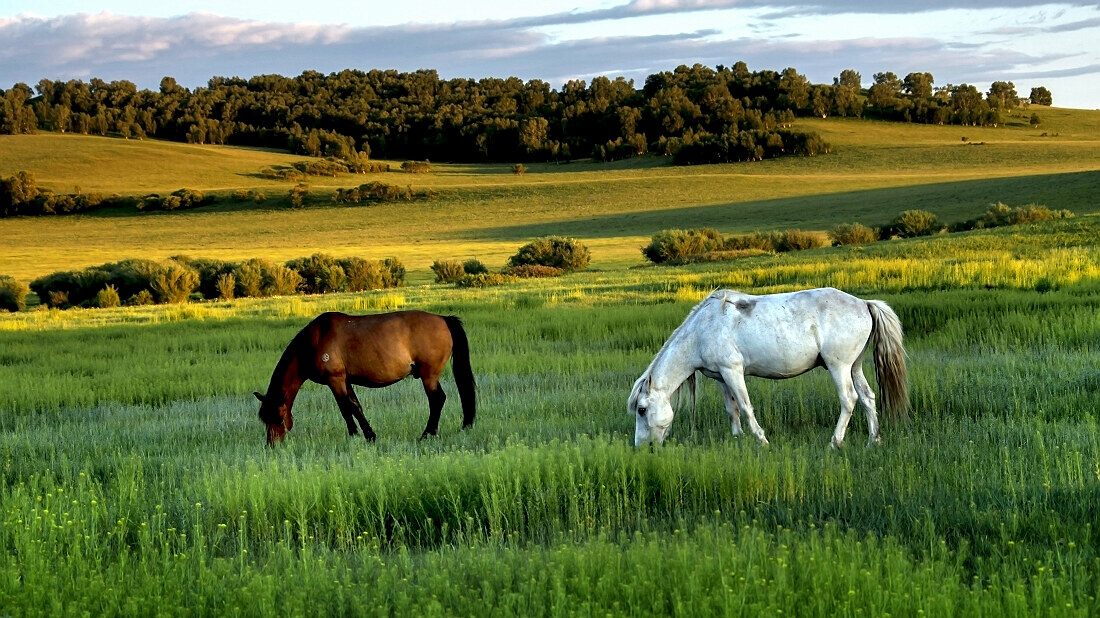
[1,1,1098,109]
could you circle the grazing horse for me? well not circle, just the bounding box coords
[254,310,476,445]
[629,288,908,448]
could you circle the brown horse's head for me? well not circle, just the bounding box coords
[254,391,294,446]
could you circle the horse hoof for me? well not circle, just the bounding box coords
[364,432,377,442]
[830,437,844,449]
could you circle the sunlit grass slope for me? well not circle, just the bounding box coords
[1,109,1098,282]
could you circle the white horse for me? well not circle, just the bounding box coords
[629,287,908,448]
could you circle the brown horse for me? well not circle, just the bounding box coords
[254,310,476,445]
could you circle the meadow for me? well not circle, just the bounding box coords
[0,111,1099,616]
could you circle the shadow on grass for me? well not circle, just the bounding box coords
[464,170,1100,241]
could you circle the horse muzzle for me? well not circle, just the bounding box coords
[266,423,287,446]
[635,421,672,447]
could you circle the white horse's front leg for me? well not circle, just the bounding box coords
[718,367,768,445]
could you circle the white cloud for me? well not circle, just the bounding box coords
[0,5,1097,108]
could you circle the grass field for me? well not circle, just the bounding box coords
[1,112,1099,616]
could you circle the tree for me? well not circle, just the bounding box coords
[778,67,810,111]
[834,69,862,90]
[811,86,832,118]
[987,81,1018,110]
[868,72,902,110]
[1029,86,1053,106]
[903,72,934,99]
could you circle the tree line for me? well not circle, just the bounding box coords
[0,63,1052,165]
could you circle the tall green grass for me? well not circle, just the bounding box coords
[0,219,1098,615]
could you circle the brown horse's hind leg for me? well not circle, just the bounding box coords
[419,376,447,439]
[329,378,377,441]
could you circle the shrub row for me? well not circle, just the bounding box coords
[642,228,829,264]
[434,237,589,287]
[670,127,830,165]
[261,157,390,183]
[645,203,1075,264]
[26,254,405,310]
[401,160,432,173]
[1,171,121,217]
[136,188,213,212]
[2,171,225,217]
[331,182,437,205]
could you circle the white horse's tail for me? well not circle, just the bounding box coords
[866,300,910,421]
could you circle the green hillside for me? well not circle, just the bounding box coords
[1,108,1098,283]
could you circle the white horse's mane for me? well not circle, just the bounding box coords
[629,289,745,411]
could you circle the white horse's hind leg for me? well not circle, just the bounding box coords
[719,382,744,437]
[828,364,859,449]
[718,367,768,445]
[852,365,880,445]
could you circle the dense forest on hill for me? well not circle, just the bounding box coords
[0,62,1047,166]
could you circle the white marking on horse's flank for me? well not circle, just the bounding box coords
[322,353,330,362]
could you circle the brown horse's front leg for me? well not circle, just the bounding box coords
[329,379,376,441]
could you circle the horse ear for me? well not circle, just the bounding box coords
[253,391,265,403]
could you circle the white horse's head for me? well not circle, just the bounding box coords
[629,375,676,447]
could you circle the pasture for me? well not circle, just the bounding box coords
[1,112,1099,616]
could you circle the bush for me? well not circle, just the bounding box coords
[512,164,527,175]
[48,290,70,309]
[979,202,1073,228]
[501,264,564,278]
[642,229,725,264]
[431,259,466,283]
[151,263,200,304]
[462,259,488,275]
[885,210,942,239]
[288,183,310,208]
[126,290,155,306]
[233,189,251,201]
[266,264,303,296]
[340,258,384,292]
[455,273,517,288]
[216,273,235,300]
[508,237,590,272]
[775,229,829,252]
[381,258,406,289]
[94,285,121,308]
[232,260,266,298]
[287,253,346,294]
[174,256,235,299]
[0,276,29,312]
[401,160,432,173]
[723,232,779,252]
[317,265,347,294]
[829,223,878,246]
[231,259,302,297]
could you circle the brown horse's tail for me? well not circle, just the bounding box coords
[444,315,477,428]
[866,300,910,422]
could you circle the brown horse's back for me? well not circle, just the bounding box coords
[306,311,452,387]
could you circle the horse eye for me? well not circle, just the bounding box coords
[637,407,647,417]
